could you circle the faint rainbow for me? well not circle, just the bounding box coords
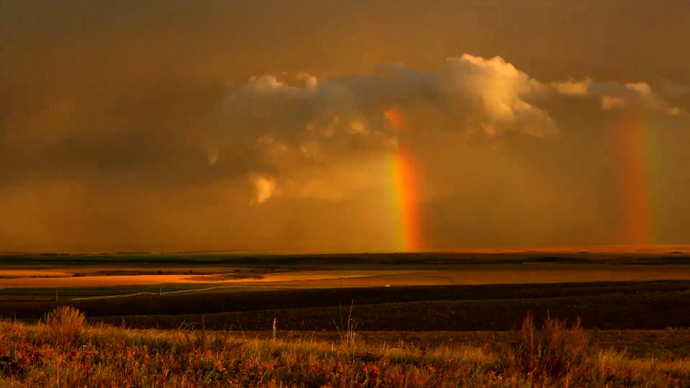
[384,106,422,252]
[614,112,661,246]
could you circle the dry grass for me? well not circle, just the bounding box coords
[495,314,594,384]
[43,305,86,345]
[0,308,690,387]
[329,301,358,348]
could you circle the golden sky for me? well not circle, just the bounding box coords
[1,0,689,253]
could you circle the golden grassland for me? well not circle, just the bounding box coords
[2,307,690,387]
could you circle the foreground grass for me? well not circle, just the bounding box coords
[1,309,690,387]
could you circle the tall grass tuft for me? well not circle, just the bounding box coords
[329,300,357,348]
[498,313,593,382]
[44,306,86,345]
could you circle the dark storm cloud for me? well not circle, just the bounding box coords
[1,0,689,252]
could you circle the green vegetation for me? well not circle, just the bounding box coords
[1,307,690,387]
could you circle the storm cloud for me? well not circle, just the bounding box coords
[1,0,689,253]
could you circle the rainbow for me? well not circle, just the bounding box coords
[384,106,422,251]
[614,112,660,246]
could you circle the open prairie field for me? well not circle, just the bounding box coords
[6,312,690,388]
[5,252,690,349]
[4,252,690,385]
[8,265,690,289]
[3,249,690,290]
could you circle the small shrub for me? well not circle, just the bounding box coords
[498,313,593,382]
[44,306,86,344]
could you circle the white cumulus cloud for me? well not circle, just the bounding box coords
[199,54,686,205]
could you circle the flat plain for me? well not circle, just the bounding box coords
[4,249,690,386]
[3,250,690,335]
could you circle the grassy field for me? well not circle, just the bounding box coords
[5,252,690,385]
[4,255,690,336]
[2,306,690,387]
[3,281,690,330]
[232,330,690,359]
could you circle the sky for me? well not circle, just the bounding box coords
[1,0,689,253]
